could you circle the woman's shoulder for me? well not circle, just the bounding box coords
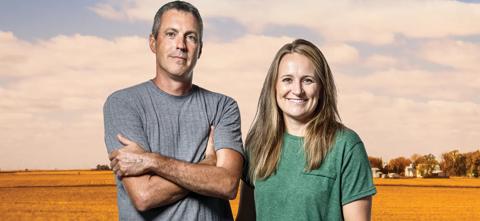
[335,127,362,143]
[331,126,365,155]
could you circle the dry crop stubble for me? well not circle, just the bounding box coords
[0,171,117,221]
[2,171,480,220]
[372,178,480,221]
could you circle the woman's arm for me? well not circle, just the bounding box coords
[342,196,372,221]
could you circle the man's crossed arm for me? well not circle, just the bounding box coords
[108,129,243,211]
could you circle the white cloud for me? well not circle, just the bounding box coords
[89,3,127,21]
[420,39,480,72]
[90,0,480,44]
[339,92,480,160]
[337,68,479,103]
[3,0,480,169]
[322,43,360,65]
[364,54,398,69]
[0,31,154,169]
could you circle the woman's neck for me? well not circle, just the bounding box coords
[284,117,308,137]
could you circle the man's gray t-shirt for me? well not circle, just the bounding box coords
[103,80,244,221]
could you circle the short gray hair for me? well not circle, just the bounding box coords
[151,1,203,43]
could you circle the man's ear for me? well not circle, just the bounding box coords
[149,34,156,53]
[197,41,203,59]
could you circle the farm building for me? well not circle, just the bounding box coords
[387,173,400,178]
[371,167,383,178]
[405,163,415,177]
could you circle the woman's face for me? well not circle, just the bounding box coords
[276,53,320,125]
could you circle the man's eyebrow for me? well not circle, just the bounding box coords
[164,28,179,33]
[184,30,198,36]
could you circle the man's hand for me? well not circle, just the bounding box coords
[109,134,151,177]
[199,126,217,166]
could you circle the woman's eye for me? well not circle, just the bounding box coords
[282,78,292,83]
[303,78,314,84]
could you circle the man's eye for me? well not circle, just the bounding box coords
[166,32,175,38]
[186,35,198,42]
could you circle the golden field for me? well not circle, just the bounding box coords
[0,170,117,221]
[1,171,479,220]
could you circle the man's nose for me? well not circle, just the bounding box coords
[176,37,187,52]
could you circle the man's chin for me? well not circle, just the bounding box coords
[169,71,192,82]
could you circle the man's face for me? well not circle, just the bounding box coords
[149,9,201,81]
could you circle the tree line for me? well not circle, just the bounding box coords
[369,149,480,177]
[95,164,111,170]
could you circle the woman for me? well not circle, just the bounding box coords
[236,39,376,221]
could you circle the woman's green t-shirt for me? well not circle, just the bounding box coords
[254,129,376,221]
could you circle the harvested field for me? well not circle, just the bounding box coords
[374,177,480,187]
[373,185,479,220]
[1,171,479,220]
[0,171,117,221]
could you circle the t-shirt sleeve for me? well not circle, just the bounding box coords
[213,97,244,157]
[340,141,376,205]
[103,94,151,154]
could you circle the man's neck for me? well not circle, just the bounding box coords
[152,74,193,96]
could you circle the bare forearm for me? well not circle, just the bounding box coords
[122,175,188,211]
[147,152,242,200]
[342,196,372,221]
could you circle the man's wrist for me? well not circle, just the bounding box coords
[199,156,216,166]
[145,152,162,173]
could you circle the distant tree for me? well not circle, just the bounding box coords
[96,164,111,170]
[368,156,387,174]
[415,154,438,177]
[440,150,466,176]
[410,153,422,164]
[465,150,480,177]
[387,157,412,175]
[368,156,383,169]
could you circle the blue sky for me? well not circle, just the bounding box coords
[0,0,149,41]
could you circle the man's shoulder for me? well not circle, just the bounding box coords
[106,81,151,103]
[194,85,238,105]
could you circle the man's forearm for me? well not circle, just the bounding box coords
[145,149,243,200]
[122,174,189,211]
[121,153,217,211]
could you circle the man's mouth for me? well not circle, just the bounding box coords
[171,56,187,60]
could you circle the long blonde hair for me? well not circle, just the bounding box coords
[246,39,343,181]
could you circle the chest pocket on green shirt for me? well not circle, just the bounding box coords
[300,168,336,198]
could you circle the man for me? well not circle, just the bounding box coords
[103,1,244,220]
